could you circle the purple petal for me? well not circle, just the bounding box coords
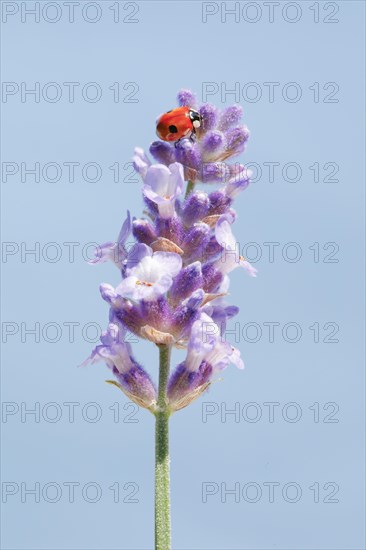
[117,210,131,245]
[88,242,117,265]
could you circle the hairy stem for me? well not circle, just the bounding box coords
[155,344,171,550]
[185,179,195,199]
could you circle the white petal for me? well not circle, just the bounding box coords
[132,148,151,180]
[240,259,258,277]
[115,276,140,300]
[215,217,237,251]
[230,347,245,370]
[152,252,182,278]
[167,163,184,197]
[157,198,176,219]
[152,273,174,298]
[145,164,171,196]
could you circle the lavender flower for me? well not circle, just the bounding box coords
[83,321,157,410]
[167,313,244,411]
[143,163,184,219]
[84,90,257,550]
[89,211,131,268]
[116,245,182,301]
[215,215,258,277]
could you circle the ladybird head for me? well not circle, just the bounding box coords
[189,109,201,129]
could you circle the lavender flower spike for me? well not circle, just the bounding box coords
[84,91,257,550]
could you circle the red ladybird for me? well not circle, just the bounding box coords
[156,106,201,142]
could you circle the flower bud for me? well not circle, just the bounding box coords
[177,89,196,107]
[202,263,224,293]
[175,140,202,171]
[225,125,250,156]
[201,131,226,159]
[182,223,211,262]
[149,141,176,166]
[202,162,230,184]
[109,363,157,411]
[182,191,209,225]
[167,361,212,411]
[132,218,157,245]
[199,103,218,133]
[208,190,232,215]
[218,105,243,131]
[155,216,184,245]
[170,261,203,303]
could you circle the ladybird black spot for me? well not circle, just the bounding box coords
[169,125,178,133]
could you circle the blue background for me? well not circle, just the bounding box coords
[1,1,365,549]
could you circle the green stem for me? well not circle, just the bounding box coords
[185,179,195,199]
[155,345,172,550]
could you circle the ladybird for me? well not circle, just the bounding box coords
[156,106,201,142]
